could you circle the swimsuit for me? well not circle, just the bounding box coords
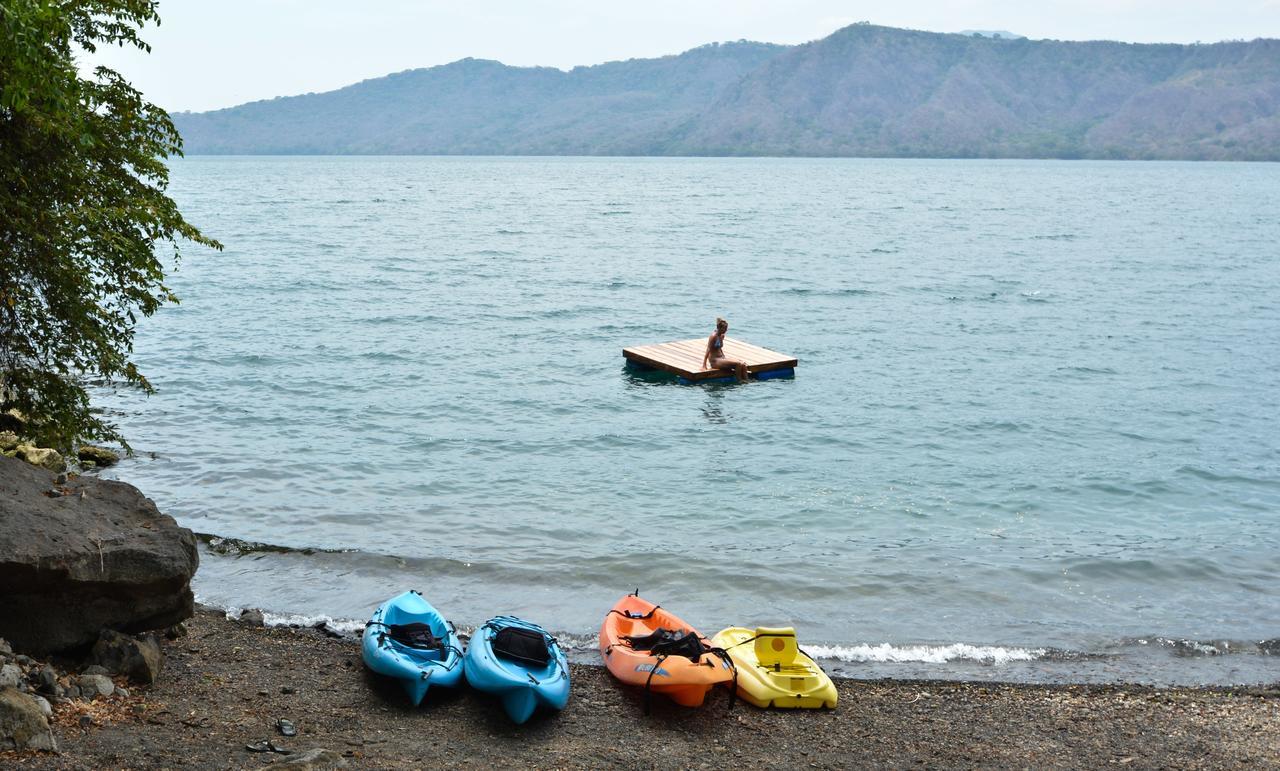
[710,334,725,363]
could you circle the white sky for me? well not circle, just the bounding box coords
[81,0,1280,113]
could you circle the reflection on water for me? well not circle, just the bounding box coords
[701,402,729,424]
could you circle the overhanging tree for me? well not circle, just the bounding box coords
[0,0,219,450]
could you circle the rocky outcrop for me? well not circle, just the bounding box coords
[0,455,198,655]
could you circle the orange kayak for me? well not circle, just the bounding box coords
[599,593,733,709]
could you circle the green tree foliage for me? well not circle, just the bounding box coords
[0,1,219,450]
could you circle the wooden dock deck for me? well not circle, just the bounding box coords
[623,337,797,382]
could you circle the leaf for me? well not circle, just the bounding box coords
[0,0,221,451]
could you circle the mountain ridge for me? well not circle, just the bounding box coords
[173,25,1280,160]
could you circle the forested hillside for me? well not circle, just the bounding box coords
[174,25,1280,160]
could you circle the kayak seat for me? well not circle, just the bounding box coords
[386,622,442,650]
[492,626,552,666]
[624,627,708,661]
[754,627,798,669]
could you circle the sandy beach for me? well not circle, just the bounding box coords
[4,608,1276,769]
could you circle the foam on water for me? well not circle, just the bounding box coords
[806,643,1047,666]
[243,609,366,636]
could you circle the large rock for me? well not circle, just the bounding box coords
[0,687,57,751]
[91,629,163,684]
[0,455,198,655]
[76,673,114,699]
[0,664,20,689]
[77,444,119,468]
[14,444,64,473]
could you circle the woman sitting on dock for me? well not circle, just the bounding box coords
[703,317,748,382]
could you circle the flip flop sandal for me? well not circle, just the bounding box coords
[276,718,298,737]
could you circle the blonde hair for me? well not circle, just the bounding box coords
[716,317,728,331]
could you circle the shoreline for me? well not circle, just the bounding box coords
[8,608,1278,769]
[189,593,1280,689]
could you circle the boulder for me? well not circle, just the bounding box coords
[91,629,163,684]
[14,444,64,473]
[239,608,266,627]
[0,687,57,751]
[36,667,58,696]
[77,444,119,468]
[31,695,51,718]
[76,673,114,699]
[0,455,198,655]
[0,664,20,689]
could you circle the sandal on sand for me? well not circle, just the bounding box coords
[245,740,292,754]
[276,718,298,737]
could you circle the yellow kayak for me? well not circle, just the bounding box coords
[711,626,838,709]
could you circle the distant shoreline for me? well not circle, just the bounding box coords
[13,608,1278,768]
[171,25,1280,162]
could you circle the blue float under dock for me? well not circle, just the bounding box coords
[623,337,797,383]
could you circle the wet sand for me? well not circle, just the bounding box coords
[7,609,1278,769]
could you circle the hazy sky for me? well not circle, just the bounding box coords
[83,1,1280,113]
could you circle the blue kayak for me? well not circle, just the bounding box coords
[361,590,464,705]
[463,615,570,723]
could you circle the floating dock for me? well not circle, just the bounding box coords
[623,337,797,383]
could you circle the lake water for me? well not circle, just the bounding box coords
[98,156,1280,685]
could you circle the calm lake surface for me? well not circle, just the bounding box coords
[99,157,1280,684]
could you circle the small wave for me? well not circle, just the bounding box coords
[1176,465,1280,489]
[256,610,365,636]
[948,419,1029,435]
[213,603,600,654]
[779,287,874,297]
[807,643,1046,666]
[197,533,355,557]
[946,292,1002,301]
[357,351,412,362]
[1031,233,1078,241]
[1133,637,1278,657]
